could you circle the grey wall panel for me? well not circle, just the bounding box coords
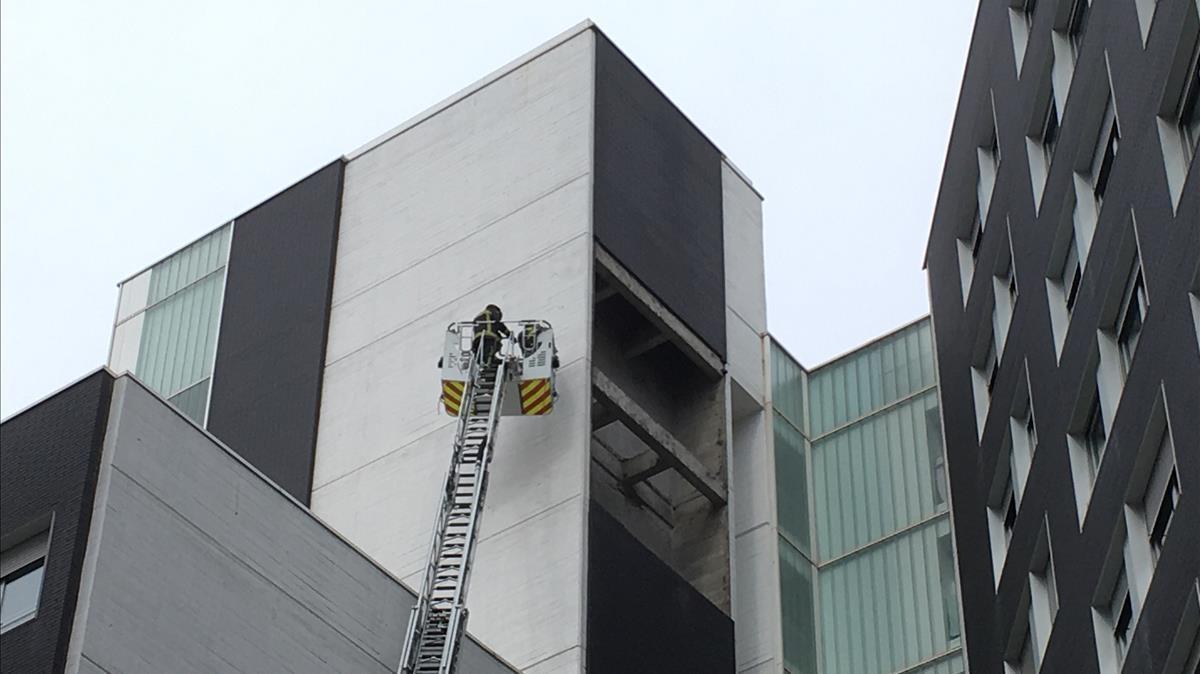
[586,503,735,673]
[208,160,345,505]
[593,32,726,359]
[0,371,112,674]
[75,377,513,673]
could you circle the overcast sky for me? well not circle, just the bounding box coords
[0,1,978,417]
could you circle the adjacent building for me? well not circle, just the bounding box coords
[0,371,516,674]
[925,1,1200,673]
[735,319,964,674]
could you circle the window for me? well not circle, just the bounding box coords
[1156,4,1200,210]
[1093,525,1142,673]
[1040,96,1060,166]
[1007,588,1038,674]
[0,562,45,633]
[1066,0,1089,56]
[988,439,1020,582]
[1068,358,1109,524]
[1114,260,1147,377]
[1135,0,1159,45]
[978,102,1001,224]
[1083,391,1106,475]
[938,534,961,643]
[1144,434,1179,559]
[1091,103,1120,205]
[0,528,49,634]
[1030,522,1059,665]
[1128,398,1180,566]
[970,210,984,260]
[1010,0,1039,77]
[958,205,985,305]
[994,233,1019,351]
[985,335,1000,394]
[1061,235,1082,313]
[1108,565,1133,663]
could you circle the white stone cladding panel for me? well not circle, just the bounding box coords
[728,307,765,405]
[311,361,589,582]
[733,523,783,672]
[333,31,594,304]
[722,162,767,334]
[732,407,772,537]
[315,28,594,673]
[314,235,590,489]
[325,176,590,364]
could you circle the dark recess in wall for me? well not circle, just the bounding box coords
[0,370,113,674]
[207,160,345,505]
[587,502,735,673]
[592,31,727,359]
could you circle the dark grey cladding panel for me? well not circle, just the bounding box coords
[586,502,734,673]
[593,32,726,359]
[0,371,113,674]
[207,160,345,505]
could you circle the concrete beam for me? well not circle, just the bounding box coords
[620,450,669,484]
[591,367,726,506]
[594,245,724,377]
[624,332,670,359]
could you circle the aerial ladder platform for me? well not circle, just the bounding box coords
[398,319,559,674]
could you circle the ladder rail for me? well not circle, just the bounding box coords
[400,343,508,674]
[438,355,506,669]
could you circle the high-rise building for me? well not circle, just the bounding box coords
[102,21,757,673]
[737,319,964,674]
[925,1,1200,673]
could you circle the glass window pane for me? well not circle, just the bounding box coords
[169,378,211,425]
[0,562,45,630]
[780,537,818,674]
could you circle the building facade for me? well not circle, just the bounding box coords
[925,1,1200,673]
[100,21,766,673]
[0,371,516,674]
[739,320,964,674]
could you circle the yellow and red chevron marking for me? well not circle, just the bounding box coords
[519,378,553,415]
[442,380,465,416]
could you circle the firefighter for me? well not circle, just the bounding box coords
[472,304,510,365]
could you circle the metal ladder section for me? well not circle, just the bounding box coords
[399,353,507,674]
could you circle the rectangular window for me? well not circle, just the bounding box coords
[985,335,1000,394]
[1091,97,1121,205]
[970,210,984,260]
[938,534,961,642]
[1109,565,1133,663]
[1144,431,1180,560]
[1084,391,1107,476]
[1067,0,1089,56]
[1115,261,1148,377]
[1062,235,1082,312]
[1041,96,1060,165]
[0,528,49,635]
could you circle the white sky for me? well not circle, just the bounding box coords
[0,1,977,418]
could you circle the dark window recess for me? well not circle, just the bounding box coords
[970,212,984,259]
[1067,0,1089,56]
[1042,97,1060,163]
[1002,478,1018,543]
[984,337,999,394]
[1062,238,1082,312]
[937,534,961,641]
[1179,36,1200,153]
[1149,471,1179,554]
[1084,392,1106,474]
[1093,119,1120,203]
[1116,265,1147,375]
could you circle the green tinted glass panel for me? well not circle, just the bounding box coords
[147,225,230,304]
[817,517,959,674]
[780,536,818,674]
[136,271,224,398]
[771,340,806,430]
[775,417,812,557]
[808,319,936,437]
[168,378,210,425]
[903,654,965,674]
[812,391,943,560]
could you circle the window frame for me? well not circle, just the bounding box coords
[0,558,46,634]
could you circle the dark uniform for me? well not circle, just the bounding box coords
[471,304,511,366]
